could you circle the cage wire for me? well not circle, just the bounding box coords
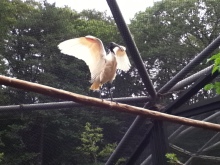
[0,0,220,165]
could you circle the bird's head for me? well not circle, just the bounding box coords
[108,42,124,53]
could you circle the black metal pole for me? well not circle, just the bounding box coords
[107,36,220,165]
[106,0,157,98]
[106,0,157,164]
[106,0,220,164]
[0,96,150,113]
[126,70,219,164]
[164,70,219,114]
[169,65,213,92]
[159,35,220,94]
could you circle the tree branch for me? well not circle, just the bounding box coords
[0,75,220,131]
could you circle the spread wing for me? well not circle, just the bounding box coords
[114,46,131,71]
[58,35,106,82]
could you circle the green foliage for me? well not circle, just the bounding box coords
[166,153,178,163]
[0,121,40,164]
[0,153,4,163]
[77,122,116,164]
[78,122,103,155]
[98,143,117,158]
[204,82,220,94]
[204,52,220,94]
[207,53,220,73]
[166,153,182,165]
[115,157,127,165]
[0,0,16,40]
[0,1,121,164]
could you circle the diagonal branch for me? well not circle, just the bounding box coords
[0,75,220,131]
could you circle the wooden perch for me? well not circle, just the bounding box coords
[0,75,220,131]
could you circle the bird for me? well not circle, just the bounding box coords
[58,35,131,100]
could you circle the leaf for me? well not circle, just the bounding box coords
[212,66,218,74]
[214,82,220,86]
[208,53,220,62]
[215,58,220,66]
[166,153,179,163]
[216,87,220,94]
[204,84,214,90]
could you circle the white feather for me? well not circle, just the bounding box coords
[58,36,106,82]
[113,46,131,71]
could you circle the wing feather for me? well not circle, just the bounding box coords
[114,46,131,71]
[58,35,106,81]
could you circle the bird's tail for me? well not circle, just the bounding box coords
[90,82,102,91]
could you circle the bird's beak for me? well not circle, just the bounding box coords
[118,46,124,51]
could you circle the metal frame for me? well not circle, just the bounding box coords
[105,0,220,164]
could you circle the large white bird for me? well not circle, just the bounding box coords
[58,35,131,98]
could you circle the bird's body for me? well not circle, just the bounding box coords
[58,35,131,92]
[90,52,117,90]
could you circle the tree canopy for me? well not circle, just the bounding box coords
[129,0,220,96]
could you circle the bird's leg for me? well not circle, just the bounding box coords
[99,86,104,101]
[106,83,113,101]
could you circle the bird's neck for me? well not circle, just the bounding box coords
[106,52,115,60]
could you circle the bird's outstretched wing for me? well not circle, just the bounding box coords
[114,46,131,71]
[58,35,106,82]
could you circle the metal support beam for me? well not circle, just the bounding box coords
[126,70,219,164]
[106,0,157,164]
[174,95,220,117]
[106,0,156,98]
[164,70,219,114]
[150,121,168,165]
[106,0,220,164]
[185,132,220,164]
[124,39,220,164]
[169,65,213,92]
[106,115,147,165]
[126,125,153,165]
[159,36,220,94]
[0,96,150,113]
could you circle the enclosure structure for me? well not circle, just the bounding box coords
[1,0,220,165]
[105,1,220,164]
